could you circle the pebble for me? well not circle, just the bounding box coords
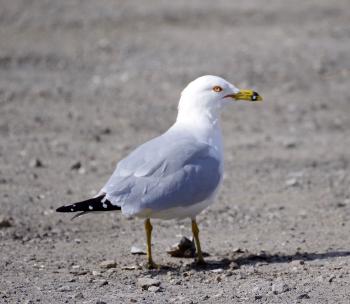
[106,268,117,276]
[211,268,224,273]
[290,260,305,266]
[97,279,108,287]
[167,236,196,258]
[29,158,44,168]
[286,178,299,187]
[0,216,13,228]
[272,282,289,294]
[148,286,161,292]
[57,285,73,292]
[70,161,82,170]
[130,245,146,255]
[73,292,84,299]
[99,260,117,269]
[121,265,140,270]
[137,278,161,290]
[283,140,297,149]
[297,293,310,299]
[230,262,239,270]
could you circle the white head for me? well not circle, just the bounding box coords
[177,75,262,124]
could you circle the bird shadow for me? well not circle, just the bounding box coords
[144,249,350,274]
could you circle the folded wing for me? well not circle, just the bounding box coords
[101,131,221,216]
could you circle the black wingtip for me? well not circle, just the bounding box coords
[56,194,121,215]
[56,205,71,212]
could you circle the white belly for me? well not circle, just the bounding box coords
[133,197,215,220]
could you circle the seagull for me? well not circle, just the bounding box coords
[56,75,262,268]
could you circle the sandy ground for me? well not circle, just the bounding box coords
[1,0,350,303]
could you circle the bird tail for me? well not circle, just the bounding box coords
[56,194,121,219]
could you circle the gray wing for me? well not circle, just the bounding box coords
[101,131,221,216]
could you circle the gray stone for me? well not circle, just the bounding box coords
[286,178,299,187]
[272,282,289,294]
[99,260,117,269]
[29,158,44,168]
[0,216,13,228]
[297,293,310,299]
[73,292,84,299]
[167,236,196,258]
[137,277,161,290]
[130,245,146,255]
[148,286,161,292]
[57,285,73,292]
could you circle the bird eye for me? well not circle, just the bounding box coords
[212,86,223,93]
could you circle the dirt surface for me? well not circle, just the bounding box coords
[1,0,350,303]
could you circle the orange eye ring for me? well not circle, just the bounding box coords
[212,86,223,92]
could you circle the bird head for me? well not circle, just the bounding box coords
[177,75,262,123]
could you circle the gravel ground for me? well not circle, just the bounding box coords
[1,0,350,303]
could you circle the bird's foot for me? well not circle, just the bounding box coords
[194,258,206,267]
[145,260,159,270]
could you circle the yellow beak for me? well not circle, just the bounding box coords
[230,89,263,102]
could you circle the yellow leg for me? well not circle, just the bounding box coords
[145,218,157,269]
[191,218,205,264]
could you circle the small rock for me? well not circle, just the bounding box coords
[78,167,86,175]
[29,158,44,168]
[0,216,13,228]
[290,260,304,266]
[57,285,73,292]
[211,268,224,273]
[137,278,161,290]
[121,265,140,270]
[238,273,247,280]
[167,236,196,258]
[97,280,108,287]
[73,292,84,299]
[286,178,299,187]
[130,245,146,255]
[70,161,82,170]
[213,293,223,299]
[92,270,101,276]
[230,261,239,269]
[336,202,346,208]
[297,293,310,299]
[283,140,297,149]
[106,268,117,276]
[99,260,117,269]
[272,282,289,294]
[148,286,161,292]
[71,265,80,270]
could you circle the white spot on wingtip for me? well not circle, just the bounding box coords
[88,205,93,210]
[102,203,107,208]
[70,208,74,211]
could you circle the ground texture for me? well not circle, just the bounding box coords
[1,0,350,303]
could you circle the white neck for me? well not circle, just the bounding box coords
[174,99,223,156]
